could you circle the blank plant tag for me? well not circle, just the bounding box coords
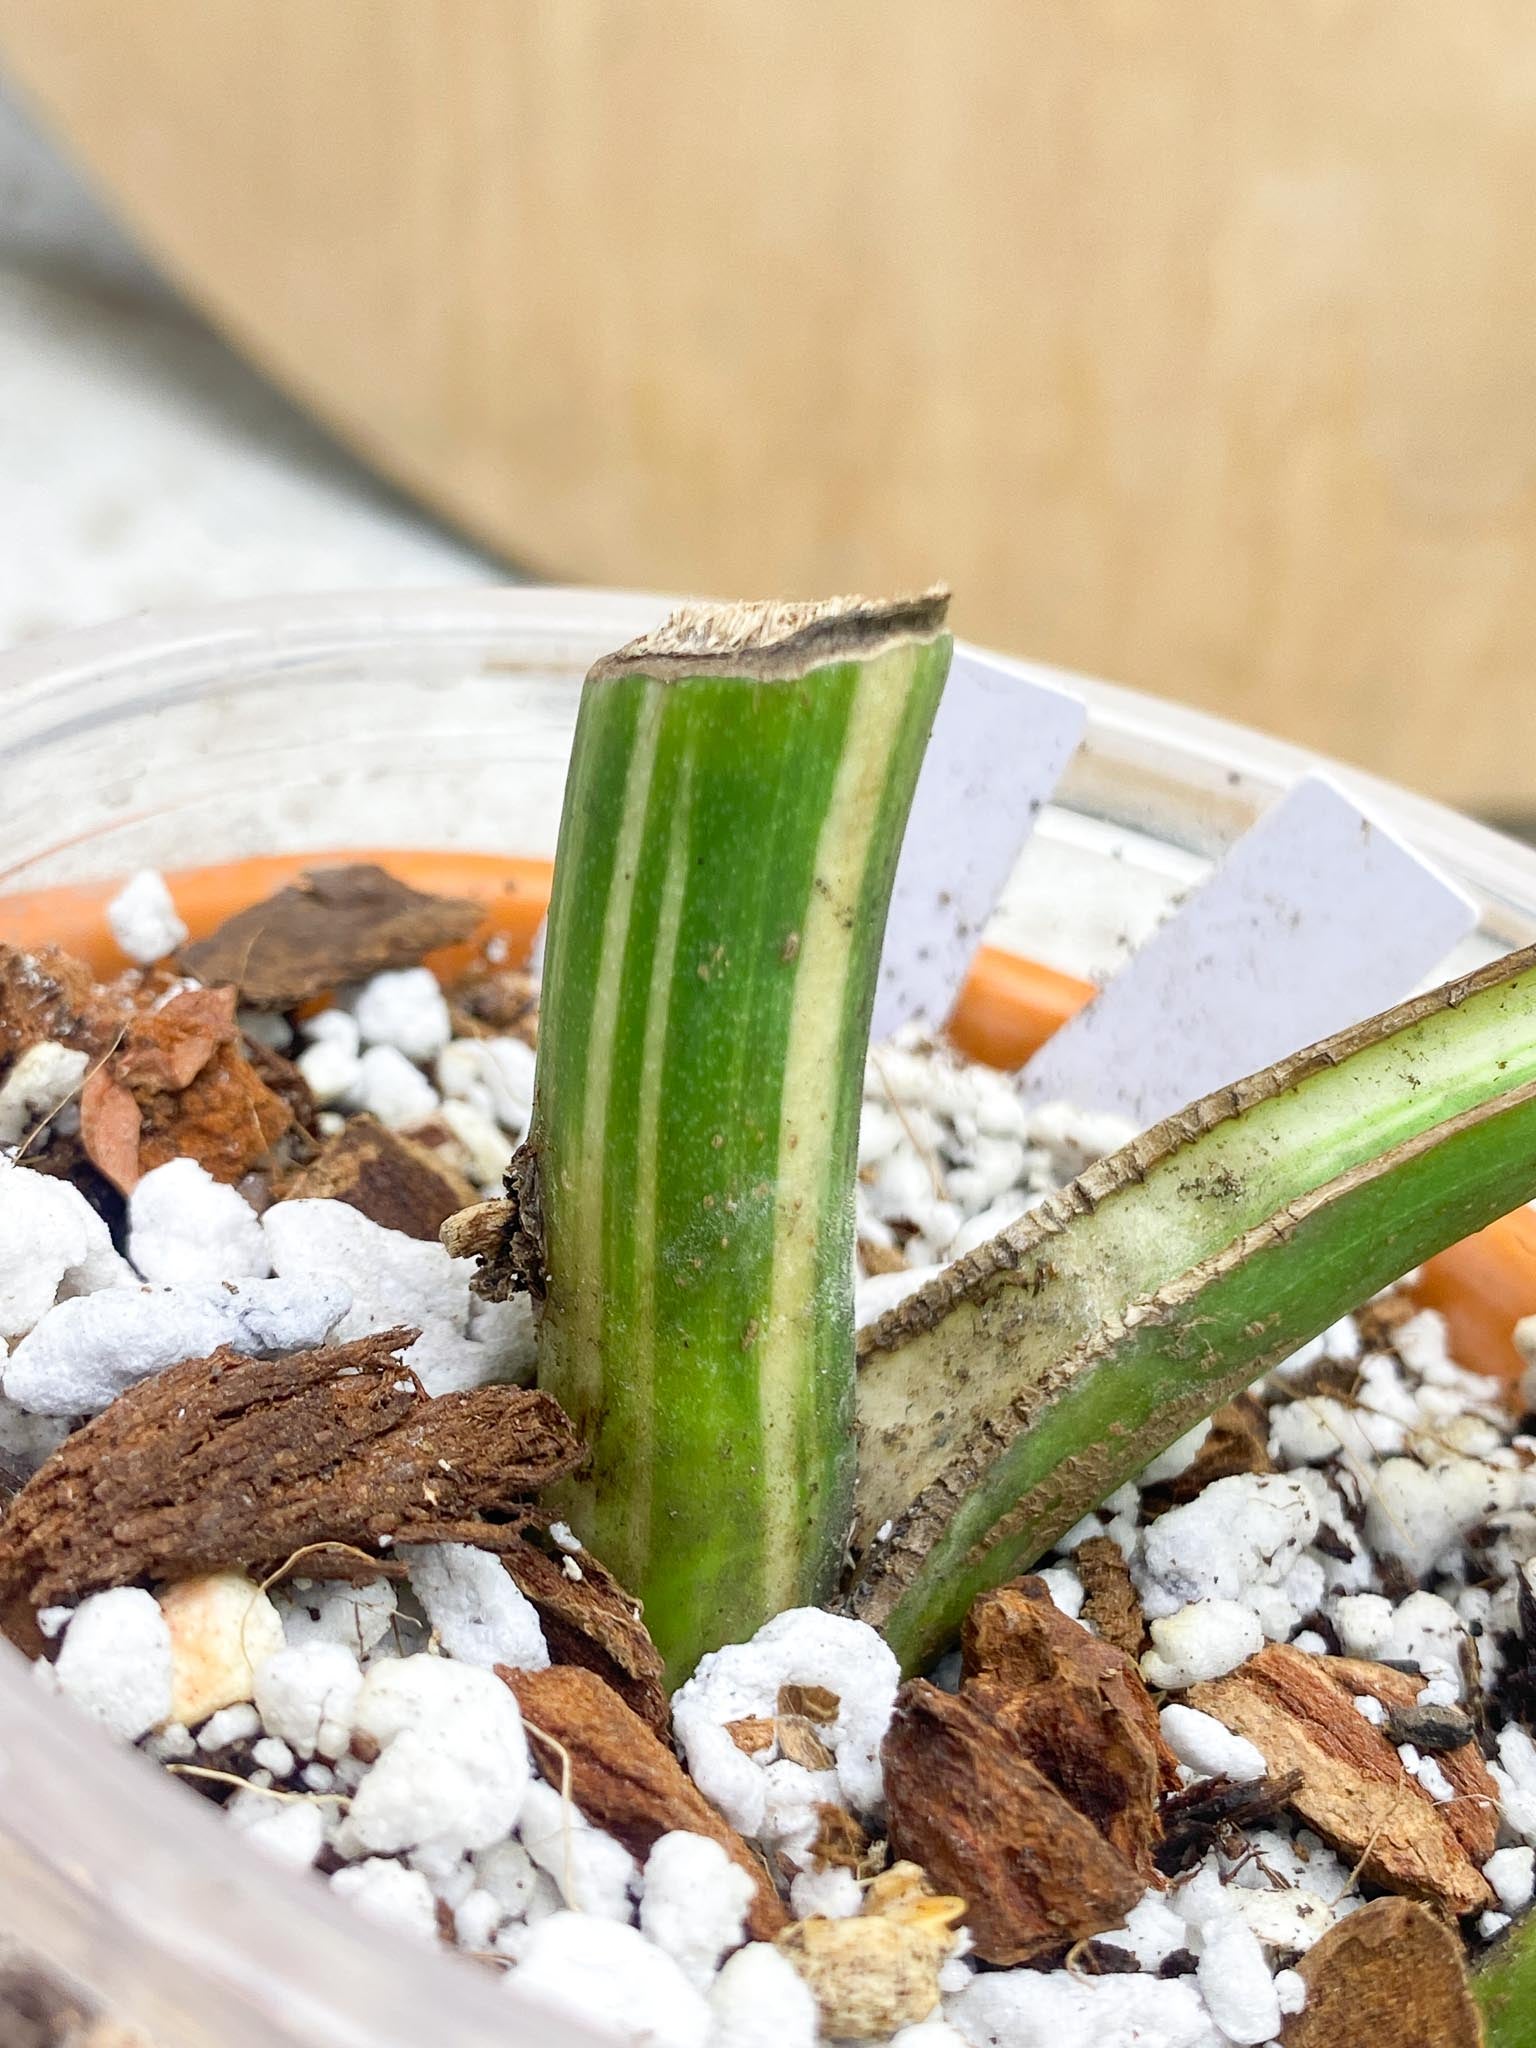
[874,647,1086,1039]
[1020,773,1478,1128]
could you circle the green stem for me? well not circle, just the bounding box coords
[849,944,1536,1673]
[1479,1909,1536,2045]
[530,593,951,1683]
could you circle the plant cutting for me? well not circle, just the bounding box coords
[3,587,1536,2046]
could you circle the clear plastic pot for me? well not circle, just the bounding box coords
[1,587,1534,2047]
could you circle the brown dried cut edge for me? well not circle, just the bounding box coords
[179,864,482,1009]
[1280,1895,1481,2047]
[500,1664,785,1938]
[0,1328,583,1654]
[280,1115,476,1240]
[1188,1643,1497,1915]
[442,1143,544,1300]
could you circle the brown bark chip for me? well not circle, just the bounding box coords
[963,1579,1180,1809]
[446,964,539,1045]
[179,864,482,1008]
[777,1715,837,1771]
[499,1664,786,1939]
[1145,1394,1273,1507]
[1074,1535,1150,1660]
[281,1115,476,1239]
[80,985,293,1191]
[465,1514,668,1737]
[779,1683,841,1723]
[882,1679,1146,1964]
[0,1330,584,1646]
[0,945,122,1065]
[1317,1656,1498,1869]
[1281,1896,1482,2047]
[1188,1644,1496,1914]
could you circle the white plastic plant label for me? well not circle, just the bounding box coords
[873,647,1087,1039]
[1020,772,1479,1128]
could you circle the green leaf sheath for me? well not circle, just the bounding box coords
[533,600,951,1683]
[1479,1911,1536,2046]
[850,943,1536,1673]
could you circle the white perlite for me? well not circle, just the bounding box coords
[401,1543,549,1671]
[1485,1846,1536,1915]
[946,1968,1222,2048]
[342,1655,530,1859]
[1137,1473,1319,1619]
[197,1704,260,1750]
[226,1789,324,1870]
[1158,1704,1267,1785]
[275,1575,398,1656]
[518,1777,639,1919]
[0,1161,131,1343]
[128,1158,270,1286]
[107,868,188,964]
[709,1942,819,2048]
[53,1587,173,1742]
[351,968,453,1063]
[1193,1913,1281,2045]
[296,1036,362,1108]
[4,1275,349,1414]
[262,1198,523,1395]
[331,1858,439,1940]
[0,1041,88,1147]
[639,1832,754,1989]
[511,1912,711,2048]
[353,1044,440,1129]
[436,1035,537,1136]
[672,1608,899,1844]
[1140,1600,1265,1691]
[254,1643,363,1761]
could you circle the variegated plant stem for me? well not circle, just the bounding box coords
[850,942,1536,1674]
[528,593,952,1682]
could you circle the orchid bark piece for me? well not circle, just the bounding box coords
[850,943,1536,1674]
[524,592,952,1683]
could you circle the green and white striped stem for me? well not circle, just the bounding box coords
[849,943,1536,1674]
[527,593,951,1682]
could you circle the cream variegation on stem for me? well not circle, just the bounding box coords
[521,592,952,1684]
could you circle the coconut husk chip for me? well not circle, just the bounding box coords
[0,1327,583,1652]
[499,1663,785,1938]
[179,864,482,1008]
[279,1114,475,1240]
[1188,1642,1497,1914]
[1073,1534,1149,1660]
[884,1578,1176,1964]
[1281,1895,1481,2046]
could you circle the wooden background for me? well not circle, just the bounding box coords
[3,3,1535,810]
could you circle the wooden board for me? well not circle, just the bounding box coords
[4,2,1536,809]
